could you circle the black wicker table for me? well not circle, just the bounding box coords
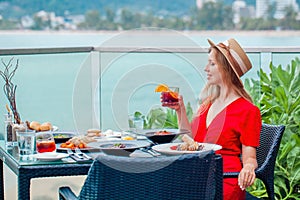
[0,141,93,200]
[0,140,223,200]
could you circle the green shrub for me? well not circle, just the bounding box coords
[245,57,300,200]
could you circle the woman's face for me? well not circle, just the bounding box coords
[205,49,223,85]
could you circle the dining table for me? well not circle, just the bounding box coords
[0,132,223,200]
[0,141,94,200]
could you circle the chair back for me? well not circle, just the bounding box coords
[255,123,285,200]
[223,123,285,200]
[77,151,220,200]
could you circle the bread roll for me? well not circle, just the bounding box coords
[86,129,101,137]
[40,122,52,131]
[181,134,194,145]
[181,134,199,151]
[29,121,41,131]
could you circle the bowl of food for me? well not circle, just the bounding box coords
[88,140,151,156]
[143,129,189,144]
[52,131,76,143]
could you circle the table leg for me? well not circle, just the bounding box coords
[0,160,4,200]
[18,175,30,200]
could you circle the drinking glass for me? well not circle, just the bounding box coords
[128,115,144,134]
[36,132,56,153]
[16,130,36,160]
[161,87,179,105]
[121,131,137,140]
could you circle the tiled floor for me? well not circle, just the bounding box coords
[4,164,86,200]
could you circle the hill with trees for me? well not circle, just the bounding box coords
[1,0,257,18]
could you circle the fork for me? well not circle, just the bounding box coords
[75,148,92,160]
[67,148,74,156]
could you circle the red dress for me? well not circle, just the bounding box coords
[191,97,261,200]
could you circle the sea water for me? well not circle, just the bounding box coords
[0,31,299,134]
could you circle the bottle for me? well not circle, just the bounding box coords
[4,113,13,147]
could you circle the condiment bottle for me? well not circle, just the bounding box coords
[4,113,13,147]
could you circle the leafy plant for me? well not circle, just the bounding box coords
[138,102,194,130]
[245,57,300,199]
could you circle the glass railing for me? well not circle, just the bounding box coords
[0,46,299,135]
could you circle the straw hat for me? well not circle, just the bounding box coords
[207,38,252,79]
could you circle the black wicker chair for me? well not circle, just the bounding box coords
[59,150,222,200]
[223,123,285,200]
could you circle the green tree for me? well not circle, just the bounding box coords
[279,6,300,30]
[32,15,51,30]
[0,19,18,30]
[85,10,101,30]
[192,1,234,30]
[105,8,115,23]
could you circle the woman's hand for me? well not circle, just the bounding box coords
[238,163,256,190]
[238,145,258,190]
[161,95,184,112]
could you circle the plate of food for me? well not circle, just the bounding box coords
[102,129,122,138]
[33,152,69,161]
[141,129,190,144]
[56,135,98,152]
[152,134,222,155]
[152,142,222,155]
[88,140,151,156]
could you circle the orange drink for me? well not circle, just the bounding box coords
[36,132,56,153]
[36,140,56,153]
[155,84,179,105]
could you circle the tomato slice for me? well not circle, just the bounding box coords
[170,145,178,150]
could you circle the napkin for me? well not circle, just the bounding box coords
[129,150,153,157]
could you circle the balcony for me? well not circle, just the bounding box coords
[0,46,299,133]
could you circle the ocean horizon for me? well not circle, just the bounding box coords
[1,30,300,48]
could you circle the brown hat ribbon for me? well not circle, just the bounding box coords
[217,42,244,77]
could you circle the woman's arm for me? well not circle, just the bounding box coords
[238,145,258,190]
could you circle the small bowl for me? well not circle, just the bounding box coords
[143,129,188,144]
[52,131,75,143]
[99,143,137,156]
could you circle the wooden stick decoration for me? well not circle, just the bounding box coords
[0,58,21,124]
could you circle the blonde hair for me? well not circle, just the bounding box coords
[199,47,252,107]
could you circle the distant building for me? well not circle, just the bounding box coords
[21,15,34,28]
[196,0,216,9]
[256,0,270,18]
[233,0,255,23]
[233,0,246,23]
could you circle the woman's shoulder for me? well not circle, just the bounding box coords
[233,97,260,112]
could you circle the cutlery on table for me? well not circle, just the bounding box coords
[67,148,87,162]
[75,148,92,160]
[140,147,161,157]
[67,148,74,156]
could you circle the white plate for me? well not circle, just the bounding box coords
[102,130,122,138]
[95,137,122,142]
[152,143,222,155]
[33,152,69,161]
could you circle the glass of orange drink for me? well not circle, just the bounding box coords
[155,84,179,105]
[36,132,56,153]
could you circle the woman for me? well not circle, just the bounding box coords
[163,38,262,200]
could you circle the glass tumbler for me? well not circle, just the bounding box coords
[36,132,56,153]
